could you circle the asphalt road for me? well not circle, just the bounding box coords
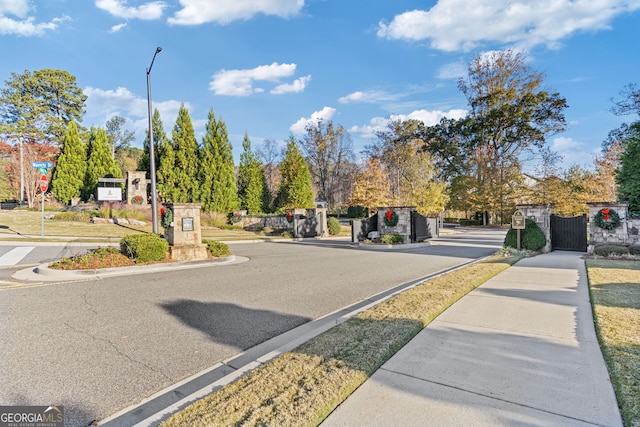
[0,228,506,427]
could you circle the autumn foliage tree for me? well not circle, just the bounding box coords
[349,158,391,213]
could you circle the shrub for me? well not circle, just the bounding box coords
[52,211,92,222]
[629,245,640,255]
[593,243,629,257]
[201,211,231,228]
[282,231,293,239]
[327,217,342,235]
[120,234,168,263]
[504,218,547,251]
[347,206,368,218]
[380,233,404,244]
[203,240,231,257]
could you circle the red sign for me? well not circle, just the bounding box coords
[39,174,49,192]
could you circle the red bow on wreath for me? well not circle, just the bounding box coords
[601,208,610,221]
[385,210,393,222]
[160,207,166,217]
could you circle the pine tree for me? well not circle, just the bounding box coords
[52,121,86,204]
[84,127,122,199]
[616,125,640,213]
[199,109,239,213]
[171,104,200,203]
[275,137,315,211]
[238,133,269,214]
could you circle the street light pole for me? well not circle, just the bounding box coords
[146,46,162,234]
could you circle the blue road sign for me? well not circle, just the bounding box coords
[32,161,53,168]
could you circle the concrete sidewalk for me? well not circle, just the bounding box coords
[322,251,623,426]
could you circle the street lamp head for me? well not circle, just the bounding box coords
[156,47,162,53]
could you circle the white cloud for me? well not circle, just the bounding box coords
[210,62,308,96]
[168,0,304,25]
[551,136,581,152]
[0,1,68,36]
[110,23,127,32]
[437,61,467,79]
[289,107,336,135]
[338,90,400,104]
[0,0,30,17]
[84,86,185,143]
[95,0,166,20]
[271,75,311,94]
[350,109,468,139]
[377,0,640,52]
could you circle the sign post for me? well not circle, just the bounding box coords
[512,210,526,250]
[39,174,49,237]
[32,162,53,237]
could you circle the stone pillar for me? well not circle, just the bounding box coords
[516,204,553,252]
[378,206,415,244]
[163,203,208,261]
[126,171,148,205]
[587,202,629,252]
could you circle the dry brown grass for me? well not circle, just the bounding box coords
[162,254,520,427]
[587,259,640,427]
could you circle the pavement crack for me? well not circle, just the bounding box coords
[83,293,98,316]
[64,321,173,382]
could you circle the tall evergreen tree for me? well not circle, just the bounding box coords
[616,124,640,213]
[171,104,200,203]
[275,137,315,211]
[199,109,239,213]
[238,132,269,214]
[84,127,121,200]
[52,121,86,205]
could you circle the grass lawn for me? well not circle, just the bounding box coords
[587,259,640,427]
[0,210,281,241]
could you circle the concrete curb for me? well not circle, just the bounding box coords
[12,255,247,282]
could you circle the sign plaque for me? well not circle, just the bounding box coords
[182,217,194,232]
[512,210,525,230]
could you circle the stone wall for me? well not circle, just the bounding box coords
[587,202,631,251]
[378,206,414,244]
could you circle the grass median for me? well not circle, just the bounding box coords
[162,253,521,427]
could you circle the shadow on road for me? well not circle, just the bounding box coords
[160,299,311,350]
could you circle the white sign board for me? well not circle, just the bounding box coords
[97,187,122,201]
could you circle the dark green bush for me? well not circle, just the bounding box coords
[347,206,368,218]
[203,240,231,257]
[504,218,547,251]
[380,233,404,244]
[593,243,629,257]
[120,234,168,263]
[327,217,342,235]
[52,211,92,222]
[629,245,640,255]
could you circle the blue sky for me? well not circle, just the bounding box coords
[2,0,639,171]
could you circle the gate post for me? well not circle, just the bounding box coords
[516,204,553,253]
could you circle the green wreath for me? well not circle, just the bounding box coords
[383,210,399,227]
[594,208,621,231]
[160,206,173,229]
[131,195,144,205]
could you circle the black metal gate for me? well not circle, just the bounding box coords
[351,213,378,242]
[295,212,324,238]
[550,214,587,252]
[411,211,430,242]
